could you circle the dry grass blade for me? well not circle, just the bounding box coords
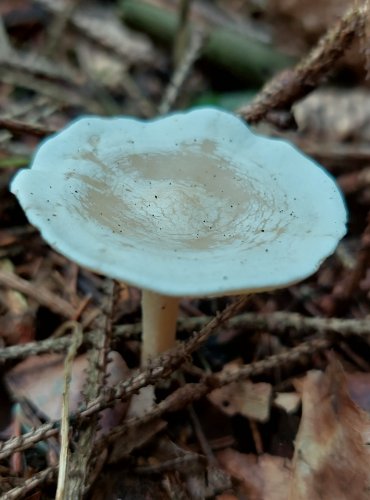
[64,284,115,498]
[55,324,83,500]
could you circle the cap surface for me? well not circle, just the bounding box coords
[11,108,347,296]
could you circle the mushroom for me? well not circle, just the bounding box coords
[10,108,347,365]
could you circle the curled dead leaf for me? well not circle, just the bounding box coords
[290,358,370,500]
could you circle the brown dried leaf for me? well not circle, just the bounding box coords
[217,449,291,500]
[293,88,370,142]
[208,380,272,422]
[274,392,301,414]
[347,371,370,413]
[5,351,129,436]
[290,359,370,500]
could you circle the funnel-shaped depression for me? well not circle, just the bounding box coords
[11,108,347,296]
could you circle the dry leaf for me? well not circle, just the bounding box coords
[217,449,291,500]
[208,380,272,422]
[347,371,370,413]
[5,351,129,436]
[293,89,370,142]
[290,359,370,500]
[274,392,301,414]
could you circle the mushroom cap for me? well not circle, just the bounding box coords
[11,108,347,297]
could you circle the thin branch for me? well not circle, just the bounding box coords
[0,335,329,463]
[98,338,330,454]
[2,466,57,500]
[0,423,58,461]
[2,310,370,363]
[159,29,205,115]
[0,117,57,137]
[0,270,76,318]
[238,1,369,123]
[79,295,250,420]
[44,0,83,56]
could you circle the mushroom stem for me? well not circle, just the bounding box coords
[141,290,180,365]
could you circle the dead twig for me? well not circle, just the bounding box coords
[0,336,328,463]
[44,0,83,56]
[0,269,76,318]
[2,310,370,363]
[0,117,57,137]
[1,466,57,500]
[238,1,369,123]
[0,423,58,461]
[98,337,330,456]
[159,29,205,115]
[79,296,250,420]
[333,211,370,301]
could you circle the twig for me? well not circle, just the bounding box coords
[187,404,217,465]
[238,1,369,123]
[134,454,205,474]
[0,422,58,461]
[65,282,115,498]
[118,71,157,118]
[2,310,370,363]
[333,211,370,301]
[44,0,83,56]
[0,336,328,463]
[36,0,155,65]
[1,466,57,500]
[158,29,204,115]
[173,0,192,66]
[216,338,330,384]
[79,296,250,420]
[0,269,76,318]
[0,17,11,58]
[98,337,329,455]
[0,48,80,85]
[0,297,248,461]
[1,71,103,114]
[0,117,57,137]
[0,336,75,362]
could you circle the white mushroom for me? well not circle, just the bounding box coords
[10,108,347,365]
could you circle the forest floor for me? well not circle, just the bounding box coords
[1,0,370,498]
